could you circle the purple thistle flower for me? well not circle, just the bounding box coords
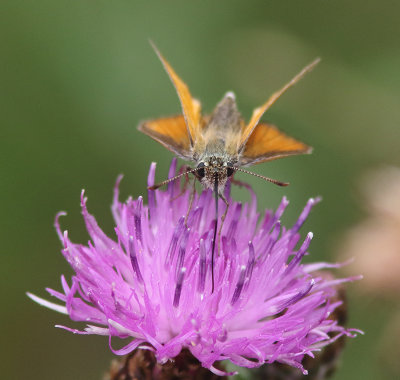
[28,159,361,376]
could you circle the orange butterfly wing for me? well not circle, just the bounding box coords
[240,122,311,166]
[138,115,192,159]
[151,43,202,147]
[239,58,320,152]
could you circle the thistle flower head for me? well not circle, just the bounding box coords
[29,159,360,376]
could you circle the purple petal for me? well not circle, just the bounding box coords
[29,162,360,374]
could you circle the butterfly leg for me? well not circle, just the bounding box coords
[171,165,193,201]
[217,192,229,255]
[231,176,253,192]
[185,176,197,226]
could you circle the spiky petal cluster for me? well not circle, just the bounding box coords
[29,159,360,375]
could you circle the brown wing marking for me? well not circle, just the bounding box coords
[138,115,192,159]
[240,122,311,166]
[151,42,202,147]
[239,58,320,152]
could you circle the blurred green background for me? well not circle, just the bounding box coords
[2,0,400,379]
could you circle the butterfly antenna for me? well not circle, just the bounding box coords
[148,167,199,190]
[233,167,289,187]
[211,176,218,293]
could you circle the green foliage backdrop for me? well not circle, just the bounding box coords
[2,1,399,379]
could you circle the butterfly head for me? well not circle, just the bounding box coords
[195,155,236,192]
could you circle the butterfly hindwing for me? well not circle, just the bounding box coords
[138,115,192,159]
[240,122,311,166]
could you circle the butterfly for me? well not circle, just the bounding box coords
[138,43,318,291]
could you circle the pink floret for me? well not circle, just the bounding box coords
[28,159,361,375]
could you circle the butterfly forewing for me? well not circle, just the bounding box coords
[151,43,202,147]
[238,58,320,152]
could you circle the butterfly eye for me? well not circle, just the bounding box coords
[196,162,205,178]
[227,163,235,177]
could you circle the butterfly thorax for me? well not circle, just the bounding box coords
[193,92,242,192]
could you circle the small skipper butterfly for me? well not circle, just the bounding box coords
[138,43,318,292]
